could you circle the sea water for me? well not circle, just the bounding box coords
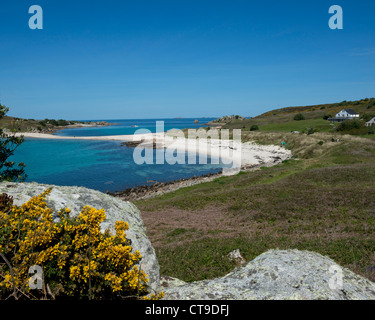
[54,118,216,137]
[10,118,229,193]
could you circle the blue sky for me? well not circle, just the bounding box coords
[0,0,374,120]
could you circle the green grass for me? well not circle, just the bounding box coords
[220,97,375,136]
[136,132,375,283]
[155,237,375,283]
[258,118,333,133]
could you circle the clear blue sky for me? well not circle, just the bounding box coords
[1,0,374,120]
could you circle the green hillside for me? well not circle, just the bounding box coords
[222,98,375,134]
[134,97,375,285]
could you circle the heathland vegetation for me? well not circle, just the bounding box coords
[222,97,375,135]
[136,98,375,283]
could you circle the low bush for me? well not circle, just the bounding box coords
[294,113,305,121]
[0,189,161,300]
[306,127,318,135]
[335,119,363,132]
[362,113,375,122]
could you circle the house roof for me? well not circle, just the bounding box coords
[342,109,359,115]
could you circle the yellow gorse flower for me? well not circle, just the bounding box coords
[0,189,161,299]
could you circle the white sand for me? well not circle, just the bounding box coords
[16,132,292,175]
[15,132,139,141]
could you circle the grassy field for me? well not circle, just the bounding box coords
[256,118,333,133]
[135,130,375,283]
[223,97,375,134]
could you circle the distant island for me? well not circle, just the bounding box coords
[0,116,113,134]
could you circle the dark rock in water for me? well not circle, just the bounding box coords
[121,140,159,149]
[121,141,141,148]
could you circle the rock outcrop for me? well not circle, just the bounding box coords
[162,249,375,300]
[0,182,160,292]
[2,182,375,300]
[209,115,247,124]
[160,276,187,290]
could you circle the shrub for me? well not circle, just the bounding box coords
[306,127,318,135]
[294,113,305,121]
[0,189,162,300]
[368,100,375,108]
[0,105,26,182]
[336,119,363,132]
[57,119,69,126]
[250,125,259,131]
[49,119,59,126]
[362,113,375,122]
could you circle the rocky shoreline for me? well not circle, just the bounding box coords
[108,171,223,201]
[108,162,269,202]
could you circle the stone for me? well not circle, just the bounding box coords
[162,249,375,300]
[0,182,160,292]
[160,276,187,289]
[227,249,247,266]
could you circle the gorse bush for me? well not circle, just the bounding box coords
[0,189,161,300]
[293,113,305,121]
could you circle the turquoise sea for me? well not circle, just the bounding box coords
[10,118,229,193]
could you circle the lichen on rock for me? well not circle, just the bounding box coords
[0,181,160,292]
[162,249,375,300]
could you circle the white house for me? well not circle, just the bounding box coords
[335,109,359,119]
[366,117,375,127]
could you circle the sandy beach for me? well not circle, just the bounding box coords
[16,131,292,175]
[15,131,137,141]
